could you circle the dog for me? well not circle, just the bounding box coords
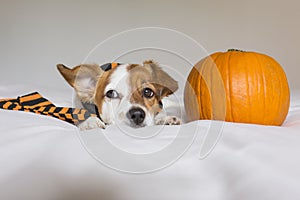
[57,60,181,130]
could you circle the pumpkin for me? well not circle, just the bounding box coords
[184,49,290,126]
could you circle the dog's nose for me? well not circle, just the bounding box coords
[127,107,145,125]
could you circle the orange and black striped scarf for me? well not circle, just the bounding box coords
[0,92,96,125]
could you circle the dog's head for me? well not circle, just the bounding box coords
[57,60,178,127]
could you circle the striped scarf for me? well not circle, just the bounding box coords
[0,92,96,125]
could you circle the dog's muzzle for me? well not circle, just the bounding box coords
[126,107,145,126]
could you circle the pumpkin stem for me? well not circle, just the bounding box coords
[227,49,245,52]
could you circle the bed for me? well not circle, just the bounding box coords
[1,84,300,200]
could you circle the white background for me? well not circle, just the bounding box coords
[0,0,299,89]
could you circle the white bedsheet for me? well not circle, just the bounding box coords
[0,85,300,200]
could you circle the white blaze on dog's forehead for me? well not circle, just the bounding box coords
[101,64,130,124]
[104,64,130,96]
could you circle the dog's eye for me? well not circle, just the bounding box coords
[106,90,119,99]
[143,88,154,98]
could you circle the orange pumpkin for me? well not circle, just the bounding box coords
[184,49,290,126]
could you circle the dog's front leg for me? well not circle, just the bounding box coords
[78,116,106,130]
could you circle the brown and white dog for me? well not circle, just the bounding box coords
[57,60,181,130]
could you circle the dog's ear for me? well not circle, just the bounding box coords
[143,60,178,98]
[57,64,101,102]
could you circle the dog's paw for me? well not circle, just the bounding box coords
[78,116,106,131]
[155,116,182,125]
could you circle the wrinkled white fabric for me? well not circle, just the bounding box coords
[0,85,299,200]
